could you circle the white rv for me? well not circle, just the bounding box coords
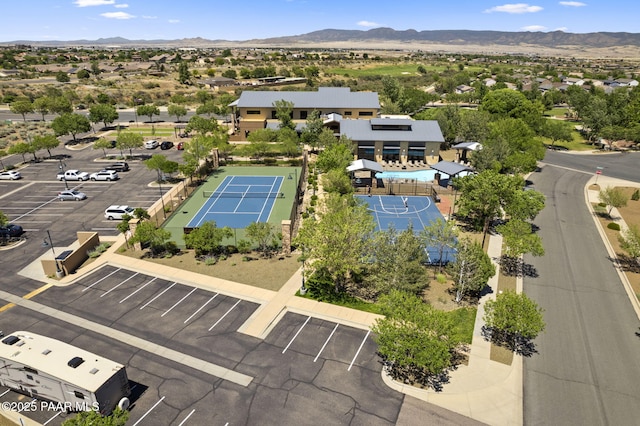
[0,331,131,415]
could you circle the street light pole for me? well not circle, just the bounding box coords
[58,158,69,190]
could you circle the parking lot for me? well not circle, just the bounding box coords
[0,264,405,425]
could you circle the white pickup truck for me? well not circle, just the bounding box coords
[56,170,89,181]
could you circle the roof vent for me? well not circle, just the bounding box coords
[89,368,99,375]
[67,357,85,368]
[2,336,20,346]
[42,349,52,355]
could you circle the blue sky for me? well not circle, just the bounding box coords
[2,0,638,42]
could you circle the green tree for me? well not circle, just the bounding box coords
[116,131,144,157]
[32,97,51,121]
[315,137,353,172]
[93,137,113,157]
[183,135,214,170]
[273,99,295,131]
[196,100,218,117]
[10,98,33,122]
[129,221,172,256]
[541,119,573,148]
[89,103,118,129]
[91,60,102,77]
[277,127,300,157]
[321,169,353,195]
[496,219,545,276]
[367,225,429,298]
[184,221,232,257]
[483,290,545,352]
[447,238,495,303]
[136,105,160,123]
[372,290,461,385]
[185,115,218,136]
[599,186,628,217]
[55,71,70,83]
[300,110,323,152]
[167,104,188,122]
[294,194,375,293]
[51,113,91,141]
[245,221,279,256]
[49,96,73,115]
[0,210,8,226]
[420,218,458,273]
[178,61,190,84]
[8,142,30,163]
[76,69,90,80]
[32,134,60,158]
[144,154,179,182]
[619,224,640,266]
[62,407,129,426]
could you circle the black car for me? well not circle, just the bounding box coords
[160,141,174,150]
[104,162,129,172]
[0,224,24,238]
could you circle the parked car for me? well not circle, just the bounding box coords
[56,170,89,181]
[0,171,21,180]
[176,141,184,150]
[90,170,119,181]
[160,141,174,150]
[104,205,135,220]
[0,224,23,238]
[104,162,129,172]
[57,190,87,201]
[144,140,159,149]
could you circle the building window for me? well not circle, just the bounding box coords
[74,391,85,399]
[300,111,308,120]
[344,111,352,116]
[271,111,277,119]
[358,111,373,117]
[247,110,260,115]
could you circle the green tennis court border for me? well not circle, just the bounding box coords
[162,166,301,248]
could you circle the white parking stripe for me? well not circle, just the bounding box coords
[82,268,121,292]
[347,330,370,371]
[132,396,165,426]
[162,287,197,317]
[177,409,196,426]
[282,316,311,354]
[314,323,339,362]
[120,277,157,304]
[43,411,63,425]
[140,282,176,310]
[184,294,218,324]
[100,272,139,297]
[0,389,10,397]
[208,299,241,331]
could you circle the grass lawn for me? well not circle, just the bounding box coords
[325,63,483,78]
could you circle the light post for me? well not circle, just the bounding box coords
[300,258,307,295]
[42,230,62,275]
[58,158,69,190]
[158,177,166,219]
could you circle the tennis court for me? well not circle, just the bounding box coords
[356,194,456,264]
[187,175,284,229]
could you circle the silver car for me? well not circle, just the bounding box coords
[57,190,87,201]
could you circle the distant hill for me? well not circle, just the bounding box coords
[4,28,640,50]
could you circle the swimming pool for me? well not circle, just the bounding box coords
[375,169,472,182]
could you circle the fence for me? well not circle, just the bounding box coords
[288,150,308,238]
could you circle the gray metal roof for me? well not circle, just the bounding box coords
[235,87,380,109]
[340,119,444,142]
[430,161,474,176]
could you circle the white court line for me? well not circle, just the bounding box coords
[132,396,165,426]
[208,299,241,331]
[189,175,235,227]
[120,277,157,304]
[282,316,311,354]
[314,323,339,362]
[82,268,121,292]
[43,411,63,425]
[177,409,196,426]
[260,176,283,222]
[347,330,370,371]
[140,282,176,310]
[162,287,197,317]
[100,272,139,298]
[184,294,218,324]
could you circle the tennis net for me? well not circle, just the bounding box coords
[203,191,284,199]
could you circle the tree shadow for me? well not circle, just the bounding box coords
[615,254,640,273]
[500,256,539,278]
[379,358,453,392]
[481,325,539,357]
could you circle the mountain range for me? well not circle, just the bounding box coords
[4,28,640,51]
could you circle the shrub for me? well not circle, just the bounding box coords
[87,242,112,258]
[607,222,621,231]
[598,202,607,208]
[632,189,640,201]
[310,195,318,201]
[301,212,309,219]
[237,239,252,254]
[204,256,217,266]
[436,273,448,284]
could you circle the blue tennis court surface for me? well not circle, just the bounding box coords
[188,175,283,229]
[356,195,457,264]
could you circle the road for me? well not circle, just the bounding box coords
[524,151,640,425]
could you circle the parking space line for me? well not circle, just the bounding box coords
[19,399,37,412]
[184,294,218,324]
[119,277,157,304]
[208,299,241,331]
[140,282,176,310]
[132,396,165,426]
[282,316,311,354]
[314,323,339,362]
[177,409,196,426]
[100,272,139,298]
[43,411,63,425]
[347,330,370,371]
[0,389,10,397]
[162,287,196,317]
[82,268,121,292]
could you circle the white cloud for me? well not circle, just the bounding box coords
[522,25,547,31]
[142,15,158,19]
[74,0,115,6]
[114,3,129,8]
[554,26,569,31]
[168,19,180,24]
[357,20,381,28]
[101,11,135,19]
[484,3,543,14]
[559,1,586,6]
